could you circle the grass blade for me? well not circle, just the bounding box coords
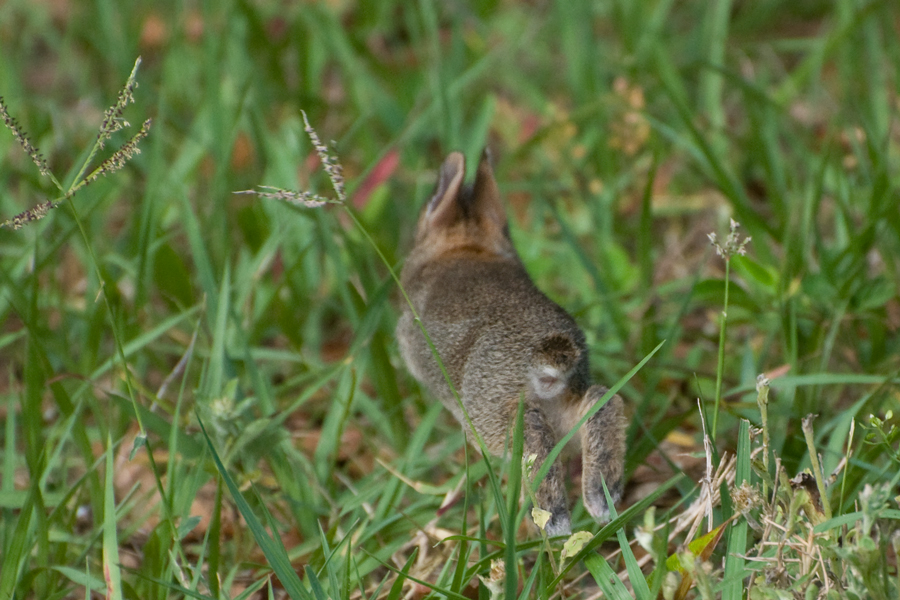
[722,420,750,599]
[102,434,124,600]
[198,415,312,600]
[550,473,684,586]
[386,548,418,600]
[0,478,37,599]
[504,402,525,600]
[584,553,632,600]
[615,513,651,599]
[304,566,329,600]
[361,550,469,600]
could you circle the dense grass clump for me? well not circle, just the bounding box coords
[1,1,899,598]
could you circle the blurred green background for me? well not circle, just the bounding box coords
[1,0,899,597]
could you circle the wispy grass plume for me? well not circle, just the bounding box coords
[82,119,152,186]
[301,111,345,202]
[234,111,344,206]
[233,185,331,208]
[0,57,150,230]
[0,96,52,176]
[97,59,141,149]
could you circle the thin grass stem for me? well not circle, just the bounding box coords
[756,375,771,499]
[801,415,832,521]
[708,219,750,438]
[712,258,730,438]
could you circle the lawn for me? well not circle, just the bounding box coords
[1,0,899,598]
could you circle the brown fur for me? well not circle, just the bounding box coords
[397,151,626,535]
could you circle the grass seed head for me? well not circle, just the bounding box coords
[235,112,347,210]
[97,57,142,149]
[233,186,330,208]
[731,481,762,514]
[83,119,152,187]
[708,218,751,260]
[1,200,57,230]
[0,96,51,176]
[302,110,345,203]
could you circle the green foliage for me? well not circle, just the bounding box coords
[2,0,900,598]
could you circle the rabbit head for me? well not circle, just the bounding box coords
[410,151,516,267]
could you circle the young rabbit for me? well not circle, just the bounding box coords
[396,150,626,536]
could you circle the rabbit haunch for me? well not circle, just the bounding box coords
[397,150,626,536]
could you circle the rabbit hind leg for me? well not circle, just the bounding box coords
[566,386,626,523]
[522,406,571,536]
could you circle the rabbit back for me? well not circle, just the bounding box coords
[398,255,590,449]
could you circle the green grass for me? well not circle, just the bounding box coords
[2,0,900,598]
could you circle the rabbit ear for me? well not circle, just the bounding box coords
[427,152,466,228]
[472,149,506,226]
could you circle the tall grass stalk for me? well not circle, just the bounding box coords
[0,55,153,456]
[708,219,750,438]
[0,56,197,597]
[712,257,729,438]
[801,415,832,521]
[756,375,771,498]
